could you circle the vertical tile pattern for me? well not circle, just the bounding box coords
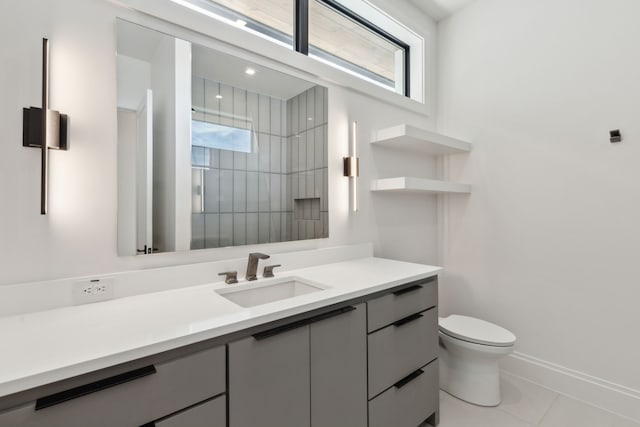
[233,87,247,129]
[291,136,299,173]
[219,214,233,247]
[246,171,259,212]
[258,172,270,212]
[204,80,219,123]
[246,134,259,171]
[205,214,219,248]
[246,213,258,245]
[298,132,307,172]
[233,213,246,246]
[258,95,270,134]
[219,170,233,213]
[246,92,259,131]
[315,85,325,126]
[258,213,270,244]
[233,171,246,213]
[192,168,203,213]
[286,86,329,240]
[258,134,270,173]
[191,77,327,248]
[191,213,205,249]
[219,83,233,126]
[270,213,281,243]
[270,174,281,212]
[314,126,323,169]
[270,135,281,173]
[270,98,281,135]
[204,169,220,213]
[298,91,307,133]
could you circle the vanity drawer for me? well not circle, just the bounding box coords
[368,360,438,427]
[367,277,437,332]
[368,307,438,399]
[154,395,226,427]
[0,345,225,427]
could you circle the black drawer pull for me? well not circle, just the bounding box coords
[393,313,423,327]
[253,306,357,340]
[253,318,312,340]
[309,306,356,323]
[35,365,157,411]
[393,369,424,389]
[392,284,423,296]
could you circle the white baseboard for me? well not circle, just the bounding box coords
[501,351,640,424]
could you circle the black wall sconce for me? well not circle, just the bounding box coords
[343,121,359,212]
[23,38,69,215]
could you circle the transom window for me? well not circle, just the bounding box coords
[176,0,414,97]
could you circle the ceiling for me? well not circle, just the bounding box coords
[117,19,315,100]
[191,44,315,100]
[409,0,476,21]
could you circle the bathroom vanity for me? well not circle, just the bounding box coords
[0,257,440,427]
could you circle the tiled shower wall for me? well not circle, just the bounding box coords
[287,86,328,241]
[190,77,328,249]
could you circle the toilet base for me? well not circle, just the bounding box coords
[439,333,513,407]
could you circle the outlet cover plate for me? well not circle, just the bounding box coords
[72,278,115,305]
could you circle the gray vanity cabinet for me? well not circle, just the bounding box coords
[366,277,440,426]
[228,325,311,427]
[0,278,439,427]
[310,303,367,427]
[0,346,226,427]
[228,303,367,427]
[154,395,226,427]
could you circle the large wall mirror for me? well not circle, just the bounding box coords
[116,20,329,256]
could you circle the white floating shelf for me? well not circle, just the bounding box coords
[371,124,471,155]
[371,177,471,194]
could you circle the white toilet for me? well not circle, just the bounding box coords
[438,315,516,406]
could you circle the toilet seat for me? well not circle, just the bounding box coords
[439,315,516,347]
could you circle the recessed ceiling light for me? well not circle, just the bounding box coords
[235,19,247,27]
[308,117,313,121]
[245,67,256,76]
[216,94,223,99]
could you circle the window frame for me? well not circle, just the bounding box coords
[300,0,411,97]
[193,0,412,97]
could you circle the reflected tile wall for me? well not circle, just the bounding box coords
[191,78,328,249]
[286,86,329,241]
[191,76,293,249]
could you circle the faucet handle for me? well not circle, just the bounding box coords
[263,264,282,278]
[218,271,238,284]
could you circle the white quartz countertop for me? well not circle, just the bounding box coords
[0,257,441,398]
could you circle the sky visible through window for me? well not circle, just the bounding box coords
[192,120,252,153]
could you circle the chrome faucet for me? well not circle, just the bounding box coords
[246,252,270,281]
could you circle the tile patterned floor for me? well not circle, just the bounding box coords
[438,373,640,427]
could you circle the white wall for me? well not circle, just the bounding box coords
[116,55,150,111]
[438,0,640,403]
[151,36,178,253]
[116,110,137,256]
[0,0,438,286]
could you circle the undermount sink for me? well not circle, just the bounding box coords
[215,277,328,308]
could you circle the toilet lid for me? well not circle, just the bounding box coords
[439,315,516,347]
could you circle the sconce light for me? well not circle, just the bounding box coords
[343,121,359,212]
[23,38,69,215]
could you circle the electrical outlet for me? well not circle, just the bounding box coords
[72,278,115,305]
